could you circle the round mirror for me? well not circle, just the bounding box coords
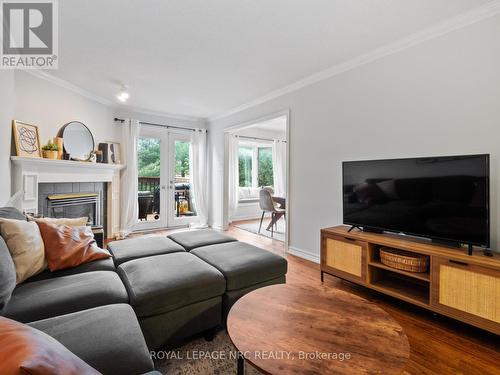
[58,121,95,161]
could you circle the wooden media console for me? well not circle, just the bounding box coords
[320,225,500,335]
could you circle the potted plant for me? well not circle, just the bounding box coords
[41,141,59,159]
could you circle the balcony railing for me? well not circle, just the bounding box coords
[138,176,160,194]
[137,176,195,221]
[138,176,191,192]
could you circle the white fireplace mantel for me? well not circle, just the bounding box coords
[11,156,125,238]
[11,156,124,183]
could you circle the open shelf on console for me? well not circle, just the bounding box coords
[369,267,430,306]
[368,243,430,282]
[368,260,430,282]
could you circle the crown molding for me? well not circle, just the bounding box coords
[209,0,500,122]
[24,70,114,106]
[25,70,206,123]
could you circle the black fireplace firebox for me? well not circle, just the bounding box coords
[47,193,101,227]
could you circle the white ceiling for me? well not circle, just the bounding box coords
[52,0,494,119]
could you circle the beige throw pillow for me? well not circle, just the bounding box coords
[33,217,89,227]
[0,218,47,284]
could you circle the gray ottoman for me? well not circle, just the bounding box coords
[117,252,226,349]
[108,236,185,266]
[168,229,237,251]
[190,242,288,319]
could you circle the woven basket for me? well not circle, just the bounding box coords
[379,247,429,273]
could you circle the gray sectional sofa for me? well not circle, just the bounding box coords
[0,207,288,375]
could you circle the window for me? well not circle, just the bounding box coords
[258,147,273,186]
[238,147,253,187]
[137,138,160,179]
[238,143,274,188]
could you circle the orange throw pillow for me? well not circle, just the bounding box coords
[0,316,101,375]
[36,221,111,272]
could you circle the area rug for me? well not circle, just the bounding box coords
[154,331,262,375]
[234,218,286,242]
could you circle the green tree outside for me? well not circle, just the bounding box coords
[239,147,253,187]
[137,138,191,182]
[174,141,190,177]
[238,146,274,187]
[138,138,160,177]
[258,147,273,186]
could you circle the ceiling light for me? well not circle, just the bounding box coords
[116,86,130,102]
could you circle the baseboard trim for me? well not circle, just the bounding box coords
[210,223,224,231]
[288,246,320,264]
[230,215,264,222]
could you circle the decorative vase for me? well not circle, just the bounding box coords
[53,137,64,159]
[42,150,58,159]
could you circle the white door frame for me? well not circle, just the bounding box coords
[135,125,197,231]
[222,109,291,252]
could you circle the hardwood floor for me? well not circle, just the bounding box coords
[126,225,500,374]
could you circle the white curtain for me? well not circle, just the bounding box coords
[227,134,240,220]
[272,139,287,197]
[119,119,141,237]
[190,129,209,228]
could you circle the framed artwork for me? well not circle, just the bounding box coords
[12,120,42,158]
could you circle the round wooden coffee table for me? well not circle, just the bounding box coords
[227,284,410,375]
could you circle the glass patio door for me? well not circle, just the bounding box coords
[167,132,197,227]
[136,127,167,230]
[136,126,197,230]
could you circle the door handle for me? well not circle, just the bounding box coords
[449,260,469,267]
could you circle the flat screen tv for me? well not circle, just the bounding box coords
[342,154,489,247]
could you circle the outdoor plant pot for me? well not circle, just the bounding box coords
[43,150,59,159]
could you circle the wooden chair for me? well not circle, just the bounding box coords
[258,189,285,237]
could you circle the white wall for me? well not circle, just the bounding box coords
[0,71,15,204]
[1,71,116,204]
[208,16,500,258]
[14,72,119,148]
[231,201,261,221]
[7,72,207,213]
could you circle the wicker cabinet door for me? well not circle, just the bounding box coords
[322,235,367,283]
[431,257,500,333]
